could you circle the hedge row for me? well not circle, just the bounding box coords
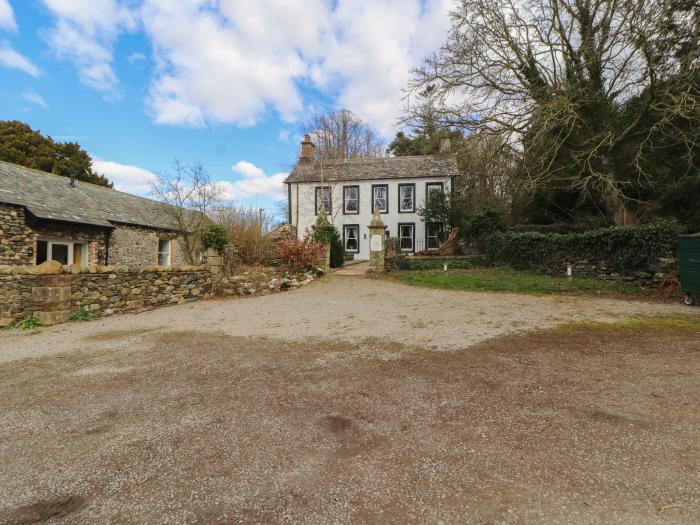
[479,220,683,270]
[394,257,475,271]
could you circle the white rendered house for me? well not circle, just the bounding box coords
[285,136,459,260]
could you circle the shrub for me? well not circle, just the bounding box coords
[201,223,229,251]
[466,205,506,238]
[276,233,325,271]
[313,223,345,268]
[479,219,684,270]
[395,257,475,270]
[15,316,41,330]
[69,307,97,322]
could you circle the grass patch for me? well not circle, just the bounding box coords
[557,316,700,334]
[69,307,98,322]
[393,268,650,296]
[14,316,42,330]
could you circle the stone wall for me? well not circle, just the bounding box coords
[109,224,184,266]
[0,264,212,326]
[0,204,35,265]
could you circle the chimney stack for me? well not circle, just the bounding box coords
[299,134,316,164]
[439,137,451,154]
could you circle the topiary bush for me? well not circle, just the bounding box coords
[479,219,684,270]
[201,223,229,252]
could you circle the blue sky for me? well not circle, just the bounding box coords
[0,0,451,215]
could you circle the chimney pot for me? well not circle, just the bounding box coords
[300,135,316,164]
[439,137,451,154]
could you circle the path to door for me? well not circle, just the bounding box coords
[332,260,369,276]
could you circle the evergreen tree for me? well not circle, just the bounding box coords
[0,120,112,187]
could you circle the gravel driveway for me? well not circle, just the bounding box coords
[0,275,690,363]
[0,275,698,523]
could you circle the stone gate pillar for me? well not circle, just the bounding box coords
[368,210,385,273]
[205,247,223,281]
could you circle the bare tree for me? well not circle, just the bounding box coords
[455,133,518,209]
[405,0,699,224]
[149,160,222,264]
[304,109,386,160]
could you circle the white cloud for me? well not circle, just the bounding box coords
[217,160,287,201]
[0,43,40,76]
[91,157,157,195]
[38,0,452,135]
[127,51,146,63]
[41,0,137,98]
[277,129,291,143]
[0,0,17,32]
[21,89,48,108]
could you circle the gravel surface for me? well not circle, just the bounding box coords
[0,276,698,524]
[0,275,691,363]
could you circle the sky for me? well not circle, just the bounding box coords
[0,0,452,214]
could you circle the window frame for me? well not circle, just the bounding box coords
[36,238,88,267]
[371,184,389,214]
[158,238,171,266]
[314,185,332,216]
[398,222,415,253]
[342,185,360,215]
[343,224,360,253]
[426,223,441,250]
[425,181,445,200]
[398,183,416,213]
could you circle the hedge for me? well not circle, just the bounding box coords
[479,220,683,270]
[394,257,475,271]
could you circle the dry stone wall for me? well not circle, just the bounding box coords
[0,264,212,326]
[0,204,35,265]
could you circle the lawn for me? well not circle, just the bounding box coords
[393,267,649,296]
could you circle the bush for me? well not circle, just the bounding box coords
[479,219,684,270]
[201,223,229,251]
[313,223,345,268]
[466,205,506,238]
[276,233,325,271]
[395,257,475,271]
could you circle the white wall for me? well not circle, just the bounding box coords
[288,177,452,260]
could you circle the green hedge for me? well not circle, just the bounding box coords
[394,257,475,271]
[479,220,683,270]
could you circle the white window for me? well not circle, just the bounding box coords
[398,184,415,212]
[158,239,171,266]
[372,185,388,213]
[36,239,88,266]
[426,224,441,250]
[426,182,444,198]
[315,186,332,215]
[343,186,359,214]
[399,223,414,252]
[343,225,359,253]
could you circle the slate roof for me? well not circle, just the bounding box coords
[285,155,459,184]
[0,160,178,230]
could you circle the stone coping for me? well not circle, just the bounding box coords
[0,262,209,276]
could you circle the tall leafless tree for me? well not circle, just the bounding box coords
[405,0,699,224]
[304,109,386,160]
[150,160,222,264]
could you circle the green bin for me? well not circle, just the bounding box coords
[679,233,700,306]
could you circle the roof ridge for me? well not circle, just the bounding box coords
[0,159,168,207]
